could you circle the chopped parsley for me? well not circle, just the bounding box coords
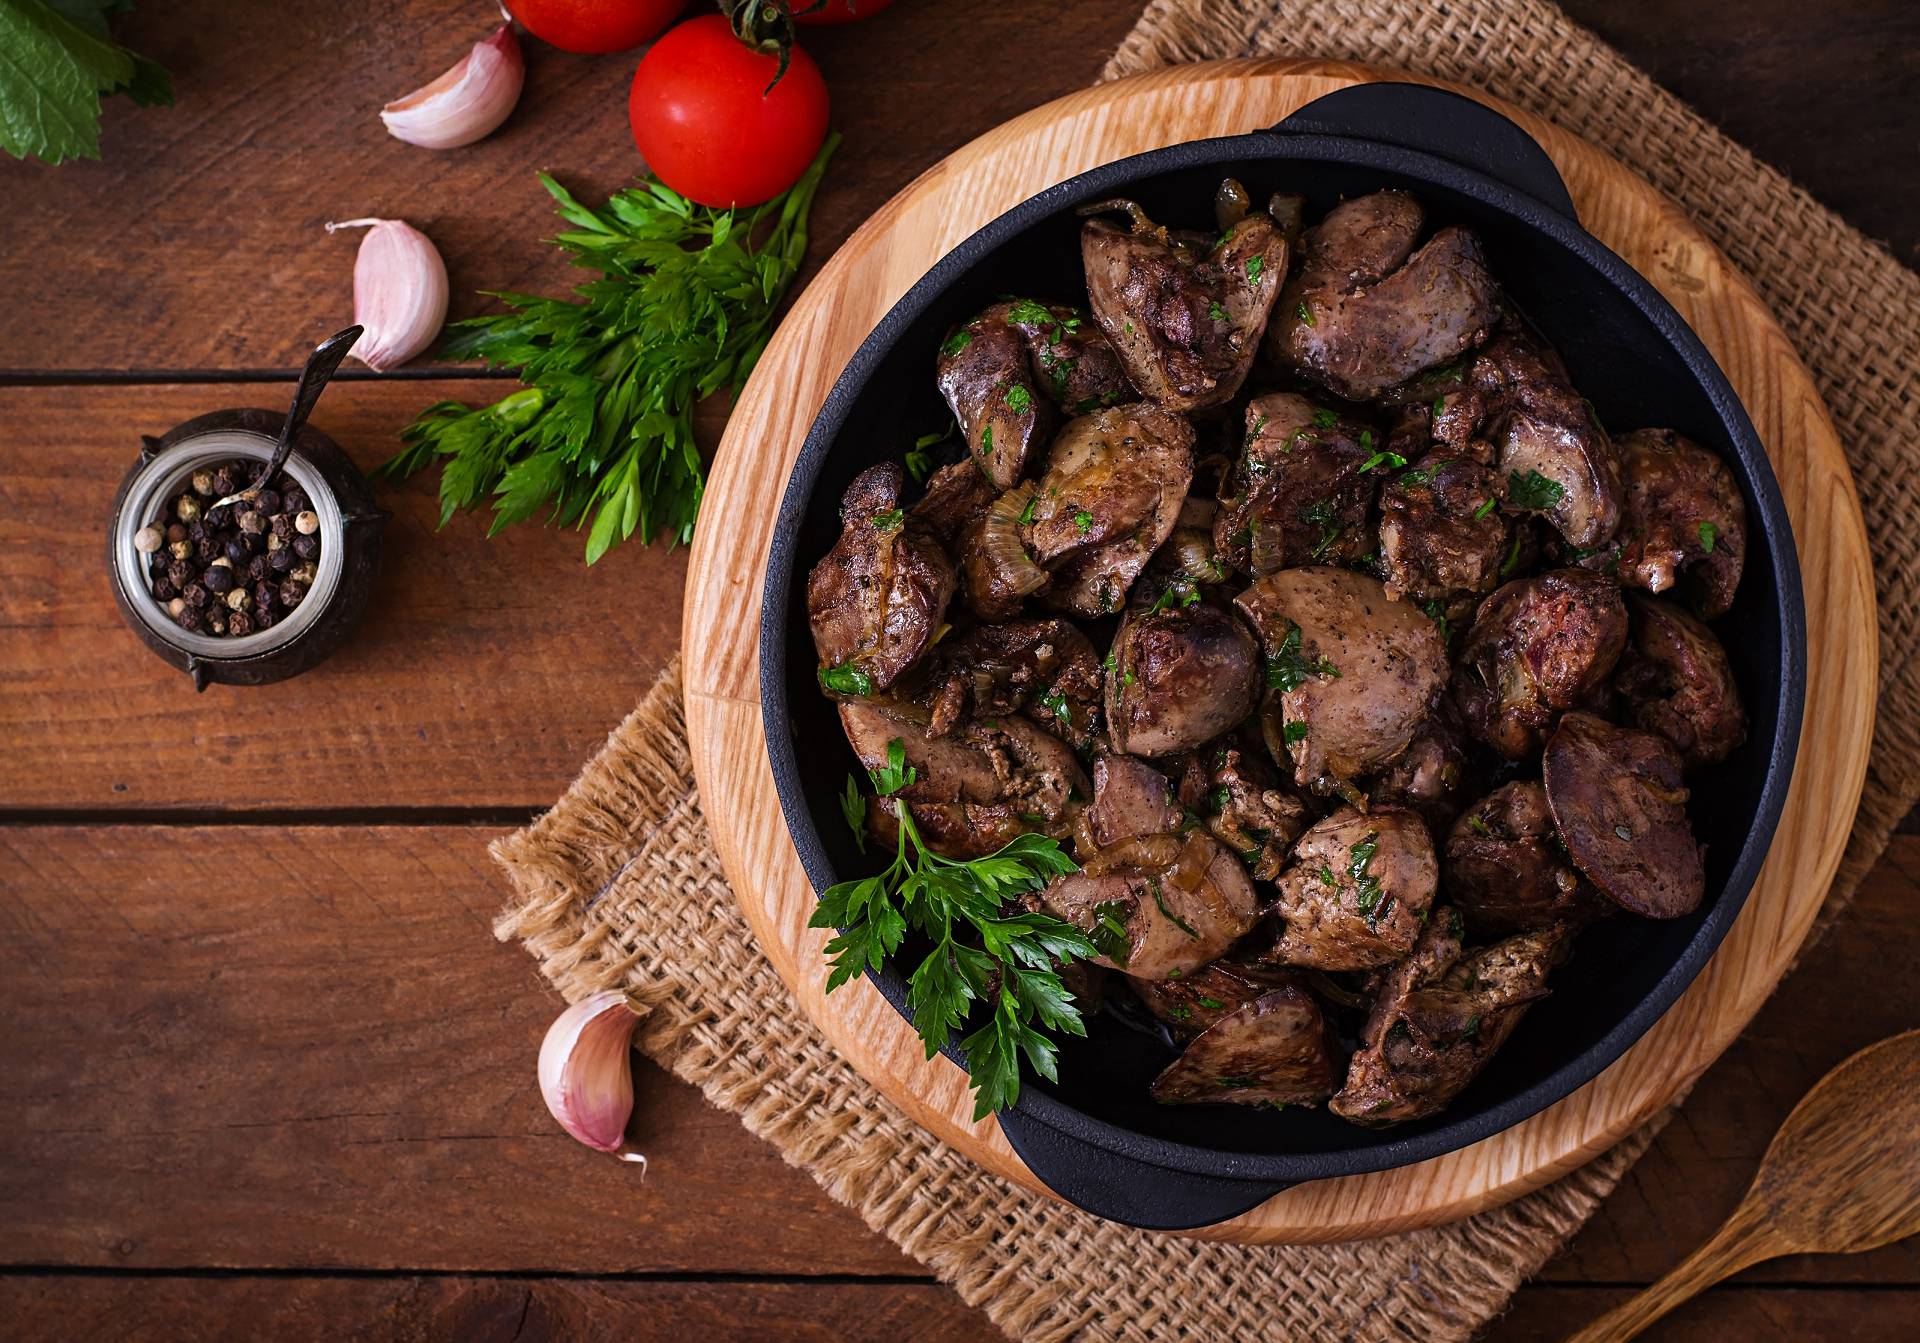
[1150,878,1200,939]
[1421,599,1451,645]
[1004,298,1053,327]
[1090,899,1132,964]
[1296,301,1314,326]
[1303,498,1343,559]
[1507,469,1566,511]
[1349,833,1387,927]
[1283,720,1309,745]
[1468,815,1491,836]
[1698,520,1718,553]
[1072,508,1094,533]
[940,328,973,357]
[980,425,994,457]
[871,509,904,531]
[1038,689,1072,725]
[1018,493,1038,526]
[1208,300,1228,321]
[1245,413,1268,444]
[1472,496,1497,519]
[819,663,872,697]
[1245,255,1264,288]
[1498,528,1526,578]
[902,427,948,484]
[1311,408,1338,429]
[1195,996,1227,1010]
[1147,583,1202,615]
[1264,621,1340,691]
[1359,449,1408,474]
[1005,384,1033,414]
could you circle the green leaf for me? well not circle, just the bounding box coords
[0,0,169,164]
[1263,621,1340,691]
[1506,468,1567,511]
[838,776,867,851]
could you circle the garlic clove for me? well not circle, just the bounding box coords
[537,988,649,1164]
[325,218,449,372]
[380,23,525,150]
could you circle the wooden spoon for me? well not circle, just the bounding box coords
[1566,1028,1920,1341]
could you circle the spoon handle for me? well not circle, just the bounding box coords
[248,325,363,493]
[1563,1206,1785,1342]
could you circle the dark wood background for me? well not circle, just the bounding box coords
[2,1,1916,1338]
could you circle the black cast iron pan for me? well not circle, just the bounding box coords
[761,84,1806,1231]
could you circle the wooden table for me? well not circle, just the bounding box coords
[2,2,1914,1338]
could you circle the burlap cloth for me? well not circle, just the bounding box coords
[493,2,1920,1338]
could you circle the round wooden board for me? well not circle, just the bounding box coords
[681,59,1876,1243]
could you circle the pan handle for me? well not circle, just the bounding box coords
[997,1104,1291,1231]
[1272,82,1577,220]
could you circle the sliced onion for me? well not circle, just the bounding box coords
[1084,833,1184,878]
[1250,513,1287,576]
[980,484,1048,599]
[1215,177,1252,232]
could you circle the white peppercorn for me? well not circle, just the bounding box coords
[176,495,202,523]
[134,525,163,553]
[294,510,320,535]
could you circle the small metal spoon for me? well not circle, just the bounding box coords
[215,324,362,509]
[1564,1028,1920,1341]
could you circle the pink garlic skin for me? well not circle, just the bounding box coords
[381,23,525,150]
[537,989,645,1158]
[325,219,449,372]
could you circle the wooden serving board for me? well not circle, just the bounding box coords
[681,59,1877,1243]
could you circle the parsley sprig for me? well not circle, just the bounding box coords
[815,740,1092,1120]
[0,1,171,165]
[384,136,839,562]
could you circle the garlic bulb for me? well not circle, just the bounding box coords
[538,989,649,1164]
[380,23,524,150]
[325,218,449,372]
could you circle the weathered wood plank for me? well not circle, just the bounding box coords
[0,1276,1000,1343]
[0,0,1138,374]
[4,823,1919,1284]
[0,825,909,1275]
[0,381,682,812]
[1486,1286,1920,1342]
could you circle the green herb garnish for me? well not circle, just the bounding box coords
[1072,509,1094,533]
[0,0,172,166]
[1283,720,1309,745]
[871,509,904,532]
[1296,301,1314,325]
[1473,496,1497,519]
[819,663,872,697]
[940,327,974,357]
[815,738,1088,1120]
[1004,298,1052,328]
[386,137,838,561]
[1264,621,1339,691]
[1506,469,1566,511]
[1208,300,1228,322]
[1698,520,1718,553]
[1196,996,1227,1011]
[1311,408,1338,430]
[1359,449,1408,474]
[1421,599,1451,645]
[1244,256,1264,288]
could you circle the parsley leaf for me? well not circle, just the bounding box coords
[941,328,973,357]
[1283,719,1308,745]
[1359,449,1408,474]
[902,427,949,484]
[1507,468,1567,511]
[1698,520,1718,553]
[1473,496,1497,519]
[815,745,1089,1121]
[1003,298,1053,328]
[870,509,904,532]
[1264,621,1339,690]
[1208,300,1228,321]
[384,136,838,562]
[1005,383,1034,414]
[0,0,172,166]
[1296,300,1314,326]
[839,775,868,851]
[1244,255,1264,288]
[819,663,872,697]
[1311,408,1338,430]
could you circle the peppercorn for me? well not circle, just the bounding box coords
[246,555,269,582]
[204,566,233,595]
[168,540,192,561]
[188,519,209,543]
[294,509,320,536]
[270,513,294,541]
[206,611,227,635]
[191,470,215,496]
[176,604,202,632]
[237,509,265,535]
[253,606,275,630]
[166,559,194,589]
[291,561,317,585]
[292,533,319,560]
[183,582,209,609]
[279,579,307,608]
[211,464,239,496]
[205,504,232,530]
[284,487,309,513]
[166,522,188,544]
[244,530,266,554]
[176,495,202,523]
[151,576,176,601]
[225,587,249,611]
[266,533,283,553]
[225,538,250,566]
[134,525,163,553]
[195,536,220,562]
[228,610,254,637]
[253,581,277,611]
[167,596,186,617]
[268,547,294,572]
[255,488,281,515]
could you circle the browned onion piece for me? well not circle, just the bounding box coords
[978,483,1047,599]
[1214,176,1252,231]
[1248,514,1287,576]
[1082,833,1184,878]
[1542,711,1705,918]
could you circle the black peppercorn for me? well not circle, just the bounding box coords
[246,555,269,582]
[237,509,265,535]
[253,606,275,630]
[176,604,203,632]
[224,538,249,566]
[279,579,307,608]
[270,513,294,541]
[183,583,210,609]
[255,488,281,515]
[253,581,277,610]
[205,504,232,530]
[228,610,253,637]
[167,559,194,589]
[269,547,294,572]
[204,566,234,595]
[206,611,227,636]
[291,533,320,560]
[283,487,309,513]
[211,464,239,496]
[166,522,188,544]
[151,576,176,601]
[194,536,220,562]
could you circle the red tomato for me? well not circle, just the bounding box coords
[628,16,830,208]
[507,0,685,54]
[794,0,897,23]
